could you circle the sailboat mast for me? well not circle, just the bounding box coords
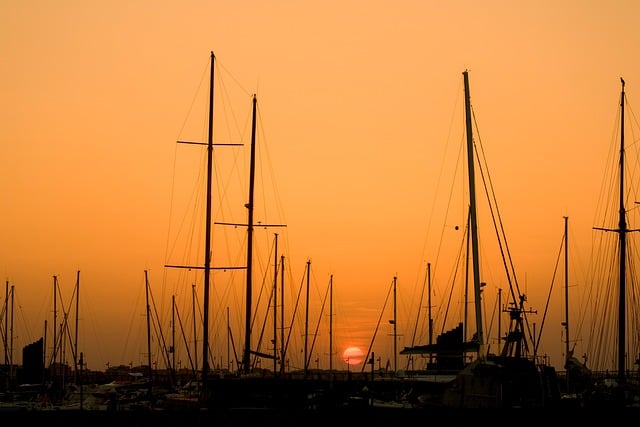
[144,270,152,400]
[74,270,80,383]
[329,274,333,373]
[192,284,198,371]
[463,70,484,351]
[53,276,57,370]
[273,233,278,374]
[617,77,626,384]
[304,259,310,377]
[243,94,258,374]
[498,288,502,352]
[563,216,570,361]
[9,286,13,382]
[201,51,215,386]
[393,276,397,373]
[280,255,285,375]
[172,295,176,375]
[3,281,7,366]
[427,263,432,346]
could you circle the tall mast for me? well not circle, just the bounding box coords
[592,78,629,384]
[4,281,8,366]
[280,255,285,375]
[201,51,215,384]
[243,94,258,374]
[192,284,197,371]
[53,275,57,370]
[463,70,484,352]
[563,216,570,361]
[427,263,434,367]
[74,270,80,383]
[226,307,230,372]
[168,51,242,390]
[172,295,176,375]
[498,288,502,353]
[329,274,333,373]
[304,259,310,377]
[144,270,152,400]
[9,286,13,381]
[273,233,279,375]
[617,77,626,384]
[392,276,397,373]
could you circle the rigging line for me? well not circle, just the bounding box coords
[409,263,428,348]
[147,276,172,371]
[174,303,198,379]
[256,106,288,222]
[8,290,36,352]
[213,144,245,225]
[228,322,241,371]
[567,221,590,348]
[177,57,211,140]
[435,134,465,288]
[415,79,465,308]
[163,58,212,295]
[249,237,272,332]
[217,59,253,99]
[361,278,393,373]
[216,66,251,147]
[282,261,306,368]
[440,221,467,336]
[306,276,331,369]
[164,148,208,292]
[470,107,527,338]
[249,236,277,363]
[119,273,145,368]
[535,229,565,356]
[425,131,465,336]
[470,106,542,355]
[51,277,77,365]
[485,288,498,349]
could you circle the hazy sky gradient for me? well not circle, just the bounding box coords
[2,1,640,372]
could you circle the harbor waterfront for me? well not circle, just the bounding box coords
[3,67,640,413]
[1,361,639,411]
[5,3,640,421]
[4,408,640,427]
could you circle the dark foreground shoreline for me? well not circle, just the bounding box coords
[2,406,639,427]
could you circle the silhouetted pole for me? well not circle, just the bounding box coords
[172,295,176,375]
[201,51,216,387]
[192,284,197,371]
[427,263,432,346]
[498,288,502,353]
[463,70,484,352]
[393,276,397,373]
[304,260,310,377]
[329,274,333,373]
[273,233,278,375]
[53,276,57,372]
[564,216,570,361]
[4,281,8,366]
[280,256,285,375]
[618,78,626,384]
[144,270,152,401]
[74,271,80,383]
[79,352,84,411]
[243,94,258,374]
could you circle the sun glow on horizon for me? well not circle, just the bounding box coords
[342,346,364,365]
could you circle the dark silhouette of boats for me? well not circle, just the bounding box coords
[400,70,562,408]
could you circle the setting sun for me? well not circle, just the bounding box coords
[342,346,364,365]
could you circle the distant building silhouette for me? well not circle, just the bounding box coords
[21,337,44,384]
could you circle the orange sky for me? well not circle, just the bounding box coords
[2,1,640,373]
